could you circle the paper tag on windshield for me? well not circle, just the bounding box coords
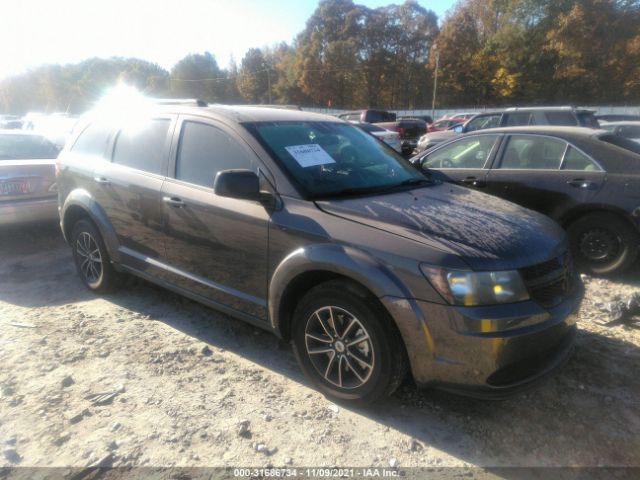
[285,144,336,168]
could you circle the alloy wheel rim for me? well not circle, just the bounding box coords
[304,306,375,390]
[76,232,103,285]
[579,228,620,262]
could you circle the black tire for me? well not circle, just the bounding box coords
[567,212,639,276]
[291,280,408,405]
[71,219,121,293]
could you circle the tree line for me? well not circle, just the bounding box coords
[1,0,639,114]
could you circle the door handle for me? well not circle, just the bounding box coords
[162,196,185,207]
[461,177,486,188]
[567,179,595,189]
[94,176,110,185]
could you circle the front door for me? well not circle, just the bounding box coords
[161,116,270,321]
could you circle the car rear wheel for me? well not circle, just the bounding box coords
[71,219,121,292]
[291,280,407,405]
[567,212,639,276]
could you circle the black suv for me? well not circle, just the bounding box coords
[57,100,583,403]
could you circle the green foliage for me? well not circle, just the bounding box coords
[1,0,639,113]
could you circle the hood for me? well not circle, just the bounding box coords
[316,183,567,271]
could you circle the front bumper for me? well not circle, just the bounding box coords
[0,196,58,226]
[381,281,583,398]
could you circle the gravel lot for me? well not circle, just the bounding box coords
[1,224,639,471]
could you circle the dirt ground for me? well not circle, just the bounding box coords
[1,224,639,472]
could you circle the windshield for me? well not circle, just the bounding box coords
[246,121,426,198]
[0,134,59,160]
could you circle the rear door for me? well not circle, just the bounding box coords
[484,134,606,220]
[416,134,502,188]
[91,116,175,269]
[160,116,270,321]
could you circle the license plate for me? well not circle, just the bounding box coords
[0,180,30,195]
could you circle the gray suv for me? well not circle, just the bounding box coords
[57,101,583,404]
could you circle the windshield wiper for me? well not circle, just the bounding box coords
[315,185,391,199]
[314,177,435,200]
[395,177,434,187]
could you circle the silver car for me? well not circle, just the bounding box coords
[0,130,60,226]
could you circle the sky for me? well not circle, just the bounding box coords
[0,0,454,79]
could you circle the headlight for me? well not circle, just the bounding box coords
[421,265,530,306]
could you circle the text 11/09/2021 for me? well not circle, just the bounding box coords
[233,468,401,478]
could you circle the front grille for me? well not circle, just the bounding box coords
[519,253,575,308]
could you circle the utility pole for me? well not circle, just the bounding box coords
[431,46,439,121]
[266,68,272,104]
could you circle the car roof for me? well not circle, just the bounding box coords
[165,105,342,124]
[465,125,603,137]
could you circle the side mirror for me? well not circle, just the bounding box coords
[214,169,260,200]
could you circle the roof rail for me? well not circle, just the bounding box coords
[151,98,208,107]
[505,106,574,111]
[243,104,302,110]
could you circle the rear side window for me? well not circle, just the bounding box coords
[576,112,600,128]
[0,134,59,160]
[562,147,600,171]
[504,112,534,126]
[545,111,577,126]
[112,119,170,175]
[499,135,566,170]
[176,121,255,188]
[366,111,395,123]
[465,114,501,132]
[71,123,113,156]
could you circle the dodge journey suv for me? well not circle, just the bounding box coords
[57,100,583,404]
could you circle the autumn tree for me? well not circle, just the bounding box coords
[237,48,270,103]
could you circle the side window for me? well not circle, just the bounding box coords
[563,147,600,171]
[504,112,534,126]
[465,114,501,132]
[545,111,577,126]
[422,135,498,169]
[71,123,113,156]
[176,121,255,188]
[499,135,566,170]
[112,119,170,175]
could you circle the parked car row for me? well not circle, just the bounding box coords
[417,106,601,153]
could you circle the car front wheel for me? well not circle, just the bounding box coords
[292,280,407,405]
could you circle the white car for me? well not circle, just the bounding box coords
[353,122,402,153]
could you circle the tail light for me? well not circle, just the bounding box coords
[397,127,405,137]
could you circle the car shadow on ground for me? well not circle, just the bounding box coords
[2,224,640,470]
[0,223,95,307]
[97,275,640,470]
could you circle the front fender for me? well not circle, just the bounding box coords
[61,189,121,263]
[268,243,412,332]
